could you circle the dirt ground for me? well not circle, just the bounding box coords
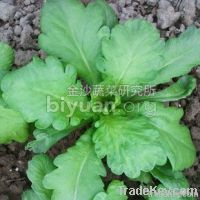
[0,0,200,199]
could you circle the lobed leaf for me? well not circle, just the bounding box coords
[1,56,91,130]
[134,102,196,171]
[133,75,196,102]
[98,19,164,86]
[26,118,91,153]
[93,102,196,178]
[27,155,55,200]
[22,190,41,200]
[152,165,190,189]
[94,180,128,200]
[0,42,14,81]
[98,20,200,89]
[0,105,29,144]
[0,92,6,106]
[93,113,167,178]
[26,127,73,153]
[43,129,106,200]
[39,0,117,84]
[149,164,196,200]
[134,172,153,184]
[153,27,200,85]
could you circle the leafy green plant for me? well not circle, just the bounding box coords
[0,0,200,199]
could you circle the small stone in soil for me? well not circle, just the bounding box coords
[118,0,126,7]
[185,97,200,122]
[2,0,15,5]
[9,184,23,194]
[179,0,196,26]
[180,99,187,107]
[15,50,37,66]
[191,126,200,140]
[19,13,35,27]
[157,0,181,29]
[0,27,14,43]
[0,195,9,200]
[195,113,200,127]
[20,25,35,49]
[14,25,22,36]
[197,0,200,10]
[14,11,22,20]
[24,0,31,6]
[33,11,40,27]
[33,29,40,36]
[195,67,200,79]
[146,0,158,6]
[25,5,35,13]
[125,0,132,6]
[0,2,16,22]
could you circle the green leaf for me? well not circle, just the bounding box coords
[94,180,128,200]
[98,19,164,86]
[133,102,196,171]
[0,42,14,81]
[0,105,29,144]
[27,154,55,200]
[26,128,70,153]
[152,27,200,85]
[39,0,117,84]
[27,127,75,153]
[148,164,197,200]
[93,114,167,178]
[151,165,190,189]
[22,190,41,200]
[1,56,91,130]
[98,20,200,87]
[43,129,106,200]
[26,119,90,153]
[95,0,117,28]
[93,102,196,178]
[0,97,4,106]
[133,76,196,102]
[134,172,153,184]
[0,92,6,106]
